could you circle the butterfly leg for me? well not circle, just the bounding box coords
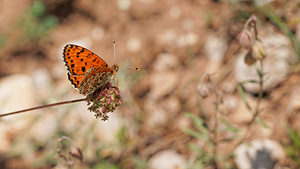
[113,77,118,86]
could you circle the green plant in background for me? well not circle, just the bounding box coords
[0,35,6,48]
[258,4,300,60]
[285,127,300,167]
[132,156,148,169]
[183,113,212,169]
[19,0,58,42]
[183,113,237,169]
[94,162,120,169]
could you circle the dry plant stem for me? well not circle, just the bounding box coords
[212,91,220,169]
[0,98,85,118]
[250,60,264,124]
[235,60,264,146]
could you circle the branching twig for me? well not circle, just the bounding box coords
[213,91,220,169]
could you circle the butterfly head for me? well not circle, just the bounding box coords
[112,64,119,74]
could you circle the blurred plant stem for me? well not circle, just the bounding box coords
[251,60,264,124]
[236,59,264,146]
[212,90,220,169]
[0,98,85,118]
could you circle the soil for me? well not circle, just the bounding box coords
[0,0,300,169]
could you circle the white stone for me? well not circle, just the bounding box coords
[182,18,194,31]
[0,124,11,152]
[137,0,155,3]
[91,26,105,41]
[32,69,52,98]
[169,6,181,19]
[29,113,57,143]
[149,71,179,100]
[205,35,227,63]
[0,75,38,152]
[149,150,186,169]
[177,32,198,47]
[0,75,37,124]
[117,0,131,11]
[286,86,300,114]
[157,30,177,46]
[204,35,227,72]
[146,105,167,128]
[235,50,288,93]
[153,53,180,71]
[235,33,294,93]
[127,37,142,53]
[95,112,125,144]
[235,139,285,169]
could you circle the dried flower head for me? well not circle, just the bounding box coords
[197,83,211,99]
[197,72,212,99]
[238,15,267,65]
[238,29,253,49]
[85,83,122,120]
[55,136,83,167]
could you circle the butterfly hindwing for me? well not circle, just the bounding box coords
[79,67,113,94]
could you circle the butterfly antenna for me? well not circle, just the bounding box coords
[128,66,141,71]
[113,40,116,65]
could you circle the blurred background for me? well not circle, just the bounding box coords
[1,0,300,169]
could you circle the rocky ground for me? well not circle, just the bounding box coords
[0,0,300,169]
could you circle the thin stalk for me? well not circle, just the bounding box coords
[213,91,220,169]
[250,60,264,124]
[235,60,264,146]
[0,98,85,118]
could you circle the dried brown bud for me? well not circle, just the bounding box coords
[244,50,257,65]
[197,83,211,99]
[69,147,83,161]
[238,29,253,49]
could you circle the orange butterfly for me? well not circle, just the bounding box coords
[63,44,119,95]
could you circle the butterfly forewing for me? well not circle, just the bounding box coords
[67,73,84,88]
[63,44,108,76]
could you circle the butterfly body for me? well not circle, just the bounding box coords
[63,44,118,95]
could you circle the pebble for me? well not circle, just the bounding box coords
[127,37,142,53]
[95,112,125,144]
[235,139,285,169]
[117,0,131,11]
[157,30,177,46]
[149,150,186,169]
[204,35,227,73]
[153,53,180,72]
[235,33,294,93]
[149,71,179,100]
[0,75,37,152]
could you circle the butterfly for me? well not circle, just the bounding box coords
[63,44,119,95]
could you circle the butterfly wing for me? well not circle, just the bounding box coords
[67,73,84,89]
[79,67,114,94]
[63,44,110,89]
[63,44,108,76]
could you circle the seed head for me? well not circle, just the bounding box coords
[85,83,122,120]
[238,29,253,49]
